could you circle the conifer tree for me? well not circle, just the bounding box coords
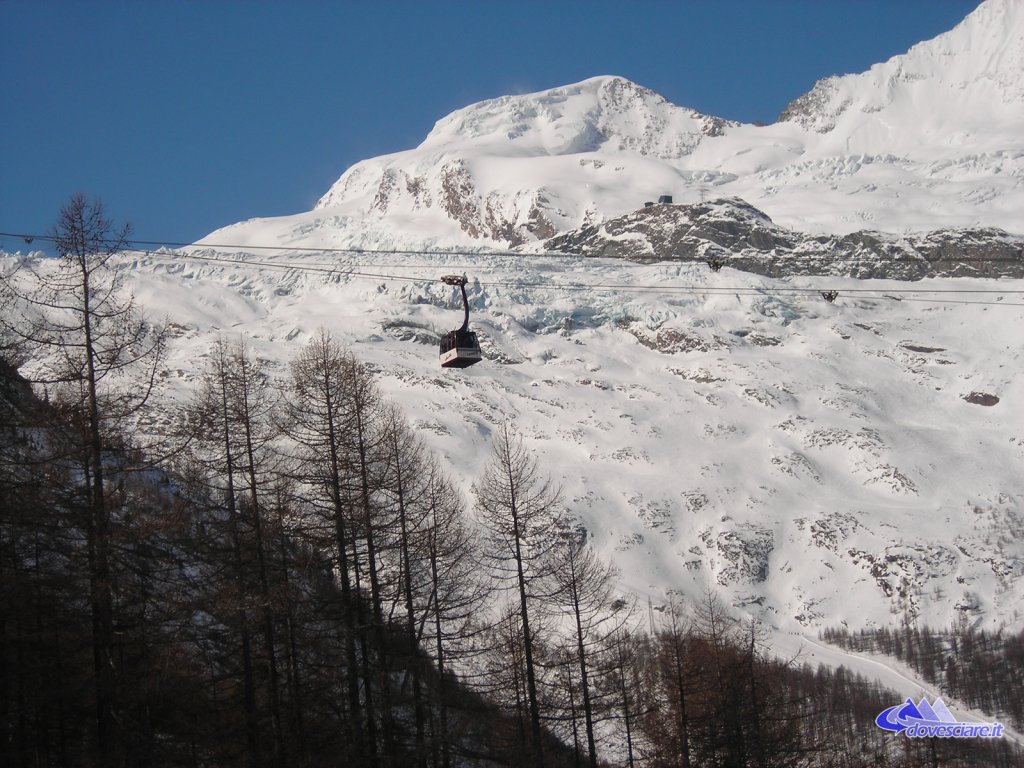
[0,195,165,765]
[283,330,366,752]
[420,461,489,767]
[184,339,288,766]
[548,527,623,768]
[475,422,564,766]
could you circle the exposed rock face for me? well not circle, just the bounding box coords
[545,198,1024,280]
[416,160,556,245]
[439,161,481,238]
[964,392,1000,406]
[778,77,846,133]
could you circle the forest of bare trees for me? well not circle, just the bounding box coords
[1,198,1020,767]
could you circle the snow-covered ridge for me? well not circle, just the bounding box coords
[196,0,1024,255]
[779,0,1024,143]
[415,76,732,159]
[547,197,1024,280]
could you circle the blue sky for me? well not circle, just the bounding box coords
[1,1,980,250]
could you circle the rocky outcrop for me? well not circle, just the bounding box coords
[430,161,559,245]
[544,198,1024,280]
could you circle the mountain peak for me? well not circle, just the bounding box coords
[260,1,1023,252]
[419,75,730,158]
[778,0,1024,138]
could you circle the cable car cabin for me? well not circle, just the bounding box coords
[439,274,483,369]
[439,329,482,368]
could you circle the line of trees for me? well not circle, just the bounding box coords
[1,197,1020,767]
[0,198,604,765]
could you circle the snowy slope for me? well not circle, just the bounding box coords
[201,0,1024,252]
[11,246,1013,637]
[778,0,1024,148]
[6,242,1022,738]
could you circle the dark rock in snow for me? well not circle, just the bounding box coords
[544,198,1024,281]
[963,392,1000,406]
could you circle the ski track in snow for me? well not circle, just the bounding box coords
[779,632,1024,745]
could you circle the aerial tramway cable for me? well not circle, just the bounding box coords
[2,229,1023,266]
[2,230,1023,308]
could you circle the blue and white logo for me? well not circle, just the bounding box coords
[876,697,1004,739]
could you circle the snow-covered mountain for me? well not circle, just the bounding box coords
[5,0,1023,643]
[91,248,1024,639]
[778,0,1023,145]
[99,0,1024,636]
[203,0,1023,253]
[176,0,1023,639]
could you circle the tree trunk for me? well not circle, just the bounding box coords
[219,371,259,766]
[236,364,284,767]
[390,425,427,766]
[82,265,119,767]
